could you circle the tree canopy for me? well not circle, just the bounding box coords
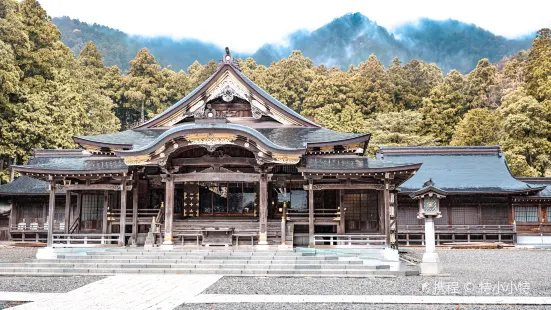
[1,0,550,182]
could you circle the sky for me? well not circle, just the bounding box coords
[39,0,551,53]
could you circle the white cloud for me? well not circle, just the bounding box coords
[39,0,551,53]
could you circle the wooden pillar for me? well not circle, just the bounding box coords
[131,183,139,246]
[383,178,391,246]
[339,189,345,234]
[102,191,109,234]
[308,179,314,247]
[163,175,174,246]
[47,180,56,247]
[258,173,268,245]
[64,191,71,234]
[8,200,14,240]
[76,193,82,232]
[119,179,127,246]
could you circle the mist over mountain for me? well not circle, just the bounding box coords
[54,13,535,73]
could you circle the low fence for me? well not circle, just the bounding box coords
[313,234,386,248]
[398,224,516,245]
[52,233,120,247]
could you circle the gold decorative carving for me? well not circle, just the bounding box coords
[272,154,301,164]
[185,133,237,146]
[344,143,363,152]
[123,155,151,165]
[320,146,334,153]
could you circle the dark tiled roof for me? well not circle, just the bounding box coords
[77,126,367,152]
[13,155,128,173]
[0,176,50,195]
[516,178,551,198]
[234,69,319,127]
[299,157,420,172]
[255,128,366,149]
[378,146,541,194]
[75,129,166,148]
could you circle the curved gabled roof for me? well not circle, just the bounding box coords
[378,146,544,195]
[74,126,370,152]
[134,62,319,129]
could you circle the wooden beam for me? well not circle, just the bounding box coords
[171,157,257,167]
[56,184,132,191]
[47,180,55,247]
[172,172,260,183]
[64,191,71,234]
[308,179,314,247]
[119,179,127,246]
[302,183,388,191]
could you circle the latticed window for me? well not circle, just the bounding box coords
[81,194,103,221]
[514,206,538,222]
[547,207,551,222]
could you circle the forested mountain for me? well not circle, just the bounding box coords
[54,13,533,73]
[1,0,551,184]
[53,16,226,71]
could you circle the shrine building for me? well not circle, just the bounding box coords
[0,49,550,249]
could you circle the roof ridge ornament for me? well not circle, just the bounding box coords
[218,47,241,71]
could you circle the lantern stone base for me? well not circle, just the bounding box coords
[420,252,442,275]
[36,247,57,260]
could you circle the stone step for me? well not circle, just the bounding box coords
[0,267,411,276]
[58,255,340,261]
[0,263,382,270]
[31,259,364,265]
[86,251,302,256]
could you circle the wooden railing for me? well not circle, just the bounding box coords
[52,233,120,247]
[398,224,516,245]
[313,234,386,248]
[287,209,339,219]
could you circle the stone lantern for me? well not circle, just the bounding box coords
[410,179,447,275]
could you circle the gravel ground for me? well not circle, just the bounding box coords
[0,247,36,263]
[176,304,550,310]
[0,276,106,293]
[203,248,551,296]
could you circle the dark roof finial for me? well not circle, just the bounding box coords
[225,47,230,55]
[423,178,435,188]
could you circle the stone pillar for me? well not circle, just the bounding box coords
[64,191,71,234]
[162,175,174,249]
[131,183,139,246]
[102,191,109,234]
[119,180,127,246]
[47,180,56,247]
[425,217,436,253]
[308,179,314,247]
[258,173,268,245]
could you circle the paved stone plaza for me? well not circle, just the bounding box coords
[0,247,549,309]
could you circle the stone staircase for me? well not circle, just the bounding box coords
[0,248,419,277]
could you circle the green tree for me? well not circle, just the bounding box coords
[450,108,500,146]
[350,54,395,115]
[365,111,436,155]
[525,28,551,102]
[464,58,498,108]
[262,50,315,112]
[497,88,551,176]
[419,70,467,144]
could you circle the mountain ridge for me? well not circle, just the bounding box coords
[53,13,535,73]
